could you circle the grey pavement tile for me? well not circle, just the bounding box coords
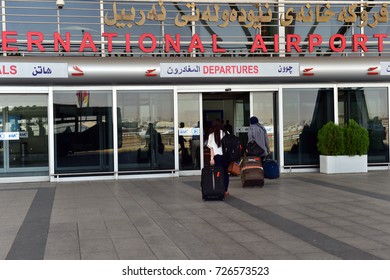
[44,239,80,256]
[77,220,107,231]
[105,222,142,239]
[226,230,268,243]
[369,235,390,246]
[338,236,389,251]
[275,239,325,254]
[210,242,258,259]
[79,238,116,255]
[296,252,341,260]
[49,209,77,223]
[310,226,355,238]
[149,244,188,259]
[78,228,110,240]
[44,252,81,260]
[81,252,119,260]
[292,217,331,228]
[212,222,248,232]
[48,222,77,233]
[240,241,290,257]
[339,224,388,237]
[366,248,390,259]
[255,229,299,241]
[111,237,156,260]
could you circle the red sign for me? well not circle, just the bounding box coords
[1,31,388,54]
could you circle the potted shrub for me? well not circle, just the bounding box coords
[317,120,369,174]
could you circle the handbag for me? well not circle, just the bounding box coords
[228,161,241,176]
[246,141,264,156]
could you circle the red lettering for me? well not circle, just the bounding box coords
[250,34,267,53]
[102,33,118,53]
[10,65,17,74]
[79,32,97,52]
[54,32,71,52]
[374,34,387,52]
[0,65,17,75]
[329,34,346,52]
[352,34,368,52]
[273,34,279,53]
[308,34,322,52]
[188,34,205,53]
[165,33,181,53]
[126,33,131,52]
[27,32,45,52]
[286,34,302,53]
[139,33,156,53]
[212,34,226,53]
[2,31,18,52]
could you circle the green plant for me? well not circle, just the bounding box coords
[317,121,345,155]
[344,119,369,156]
[317,120,369,156]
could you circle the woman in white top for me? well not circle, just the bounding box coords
[207,119,229,194]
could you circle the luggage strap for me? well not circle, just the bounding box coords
[241,166,263,172]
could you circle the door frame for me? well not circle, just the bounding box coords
[0,87,50,182]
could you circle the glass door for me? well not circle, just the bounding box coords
[0,94,48,177]
[178,93,201,171]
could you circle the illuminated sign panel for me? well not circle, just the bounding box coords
[160,63,299,77]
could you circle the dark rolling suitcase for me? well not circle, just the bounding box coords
[240,156,264,187]
[263,158,280,179]
[201,166,225,200]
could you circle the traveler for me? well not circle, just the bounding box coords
[247,116,270,162]
[207,119,229,195]
[224,119,233,134]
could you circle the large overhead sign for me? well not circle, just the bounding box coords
[1,2,390,55]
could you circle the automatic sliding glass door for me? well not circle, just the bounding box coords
[0,94,48,177]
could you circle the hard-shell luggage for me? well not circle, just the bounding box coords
[240,156,264,187]
[201,166,225,200]
[263,158,280,179]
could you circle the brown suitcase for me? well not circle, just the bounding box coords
[240,156,264,187]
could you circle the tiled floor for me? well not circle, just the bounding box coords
[1,171,390,260]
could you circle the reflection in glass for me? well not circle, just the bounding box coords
[253,92,275,155]
[0,94,48,173]
[283,88,334,165]
[338,88,389,163]
[117,90,174,172]
[54,90,114,174]
[178,94,200,170]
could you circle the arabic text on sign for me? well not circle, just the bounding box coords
[105,2,389,30]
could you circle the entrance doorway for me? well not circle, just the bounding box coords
[0,94,48,177]
[202,92,250,167]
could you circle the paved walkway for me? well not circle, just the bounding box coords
[1,171,390,260]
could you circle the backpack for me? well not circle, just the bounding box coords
[222,133,242,162]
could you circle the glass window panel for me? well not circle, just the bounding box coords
[253,92,275,155]
[117,90,174,172]
[178,93,200,170]
[5,1,55,40]
[283,3,360,56]
[283,88,334,165]
[338,87,389,163]
[53,90,113,174]
[0,94,48,172]
[59,1,101,42]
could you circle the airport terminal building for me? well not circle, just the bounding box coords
[0,0,389,183]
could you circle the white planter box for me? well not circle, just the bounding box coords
[320,155,368,174]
